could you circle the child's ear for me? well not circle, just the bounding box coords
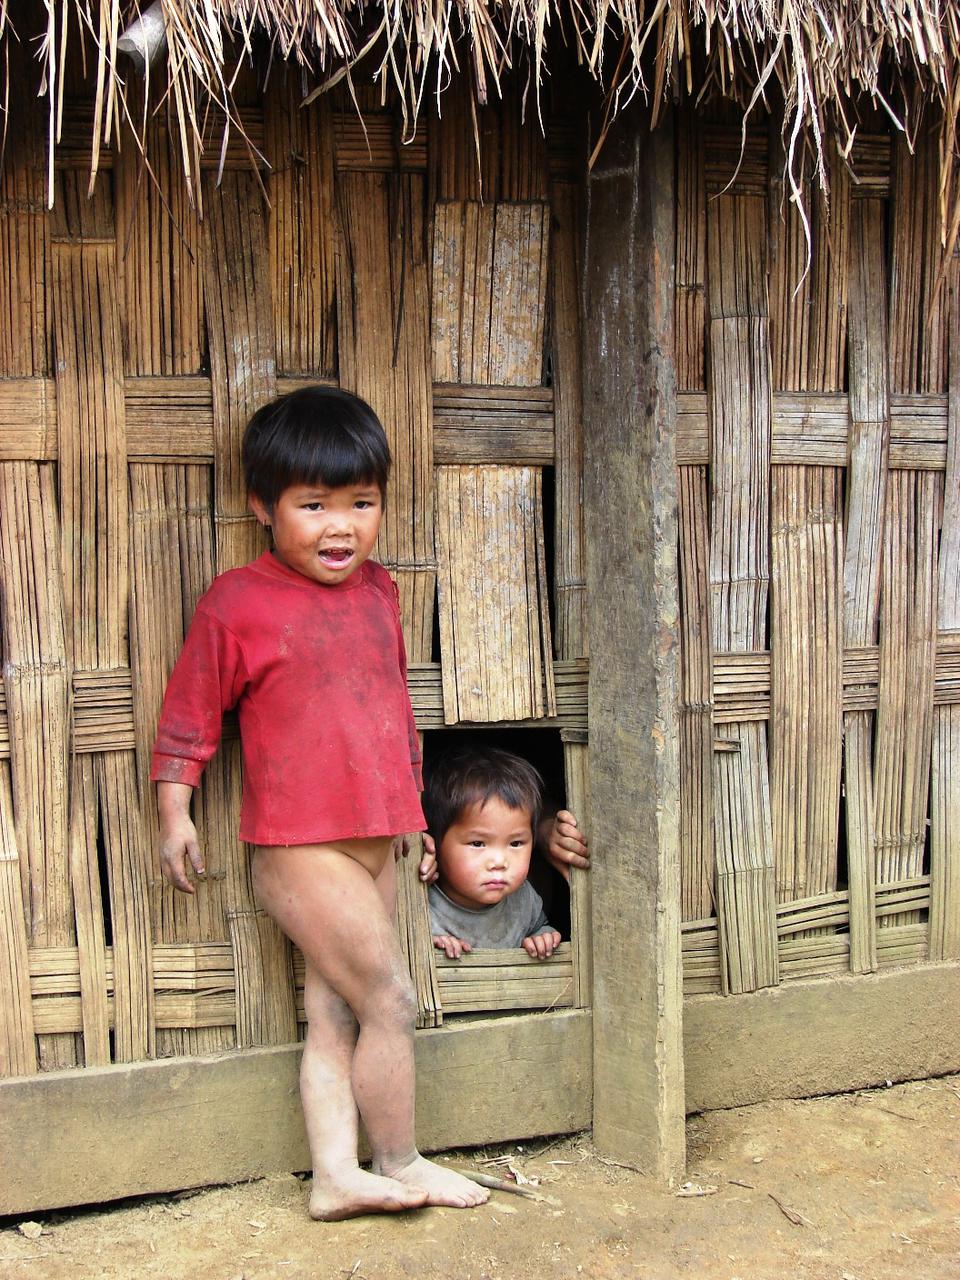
[249,493,272,529]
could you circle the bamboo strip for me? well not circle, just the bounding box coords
[770,467,843,906]
[550,181,588,659]
[931,269,960,959]
[0,767,37,1075]
[5,377,957,470]
[129,464,234,1056]
[435,466,554,723]
[0,463,74,1067]
[336,171,436,660]
[0,67,49,378]
[676,108,706,392]
[200,172,297,1047]
[267,76,336,376]
[678,466,715,920]
[114,87,203,378]
[873,470,939,921]
[706,187,778,991]
[200,171,274,574]
[53,217,155,1064]
[842,197,889,975]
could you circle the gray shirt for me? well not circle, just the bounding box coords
[428,880,553,949]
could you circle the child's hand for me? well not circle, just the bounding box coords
[158,814,205,894]
[391,834,411,861]
[419,833,439,884]
[433,933,471,959]
[523,930,562,960]
[541,810,590,881]
[157,781,204,894]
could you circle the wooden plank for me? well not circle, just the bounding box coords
[931,270,960,959]
[337,170,436,660]
[435,466,554,723]
[583,109,684,1180]
[563,737,593,1007]
[200,172,296,1049]
[52,205,154,1065]
[550,181,588,658]
[842,197,889,975]
[684,962,960,1113]
[675,109,706,392]
[0,1009,592,1214]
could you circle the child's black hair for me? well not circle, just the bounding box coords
[423,747,543,850]
[242,386,391,510]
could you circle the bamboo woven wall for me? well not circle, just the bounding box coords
[677,111,960,995]
[0,53,592,1077]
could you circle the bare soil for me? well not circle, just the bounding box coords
[2,1076,958,1279]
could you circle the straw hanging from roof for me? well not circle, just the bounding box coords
[5,0,960,260]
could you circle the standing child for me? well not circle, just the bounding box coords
[422,747,587,959]
[151,387,487,1221]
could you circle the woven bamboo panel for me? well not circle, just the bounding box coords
[432,201,550,387]
[676,111,960,996]
[435,465,556,723]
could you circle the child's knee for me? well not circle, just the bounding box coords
[375,971,418,1031]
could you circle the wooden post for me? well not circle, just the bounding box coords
[582,105,685,1182]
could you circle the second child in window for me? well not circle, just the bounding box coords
[422,747,587,959]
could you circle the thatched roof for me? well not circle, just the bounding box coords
[3,1,960,249]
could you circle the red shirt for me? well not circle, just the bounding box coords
[151,552,426,846]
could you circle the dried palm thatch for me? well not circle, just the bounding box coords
[3,0,960,257]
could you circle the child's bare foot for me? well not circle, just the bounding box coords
[309,1168,429,1221]
[385,1154,489,1208]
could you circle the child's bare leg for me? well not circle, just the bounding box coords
[253,842,485,1215]
[367,857,489,1207]
[254,842,426,1219]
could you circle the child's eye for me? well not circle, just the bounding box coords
[355,500,374,510]
[468,840,485,848]
[303,502,323,511]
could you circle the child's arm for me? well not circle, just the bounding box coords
[157,781,205,894]
[432,933,472,959]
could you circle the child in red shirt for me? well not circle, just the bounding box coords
[152,387,487,1220]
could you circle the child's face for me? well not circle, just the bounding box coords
[250,481,382,586]
[436,795,534,911]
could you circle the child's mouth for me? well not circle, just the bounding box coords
[319,548,353,566]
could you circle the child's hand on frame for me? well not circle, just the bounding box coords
[541,810,590,881]
[391,834,412,861]
[432,933,471,959]
[523,929,562,960]
[419,833,439,884]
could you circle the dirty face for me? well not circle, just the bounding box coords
[437,796,535,910]
[250,482,382,586]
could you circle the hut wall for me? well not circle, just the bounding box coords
[0,58,592,1092]
[676,111,960,994]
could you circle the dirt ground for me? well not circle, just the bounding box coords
[2,1075,958,1280]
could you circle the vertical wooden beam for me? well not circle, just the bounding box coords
[931,268,960,959]
[582,106,685,1181]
